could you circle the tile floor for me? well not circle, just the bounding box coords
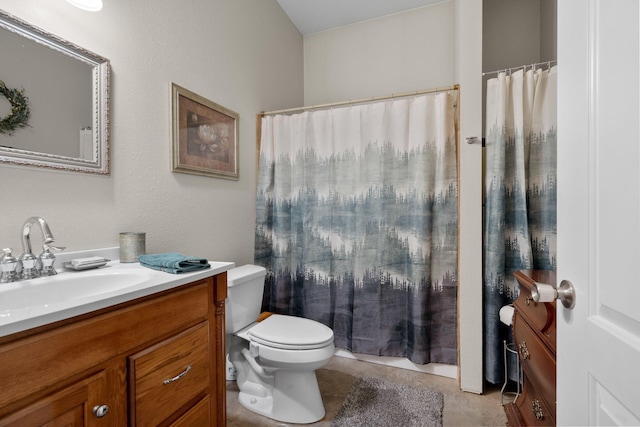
[226,356,507,426]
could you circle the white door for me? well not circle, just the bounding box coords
[557,0,640,425]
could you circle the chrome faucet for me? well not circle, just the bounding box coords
[20,217,64,279]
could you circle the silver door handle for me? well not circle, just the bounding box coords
[531,279,576,309]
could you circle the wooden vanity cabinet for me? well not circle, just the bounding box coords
[504,270,556,426]
[0,273,227,426]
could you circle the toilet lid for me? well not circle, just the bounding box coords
[247,314,334,350]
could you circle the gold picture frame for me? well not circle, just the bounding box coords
[171,82,239,180]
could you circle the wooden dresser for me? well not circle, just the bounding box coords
[504,270,556,426]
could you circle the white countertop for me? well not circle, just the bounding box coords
[0,248,234,338]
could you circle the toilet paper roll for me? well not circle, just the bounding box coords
[499,305,514,326]
[534,282,557,303]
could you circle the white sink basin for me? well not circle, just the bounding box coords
[0,250,234,339]
[0,267,156,310]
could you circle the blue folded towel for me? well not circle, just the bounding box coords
[138,252,210,274]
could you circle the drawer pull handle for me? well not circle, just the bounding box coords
[163,365,192,385]
[92,404,109,418]
[532,399,544,420]
[525,296,533,306]
[518,341,530,360]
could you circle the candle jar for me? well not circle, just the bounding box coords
[119,232,146,263]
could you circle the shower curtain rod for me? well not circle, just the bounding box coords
[260,84,459,116]
[482,60,557,77]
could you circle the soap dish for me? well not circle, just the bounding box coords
[62,259,110,271]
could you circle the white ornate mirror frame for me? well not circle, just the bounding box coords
[0,10,110,174]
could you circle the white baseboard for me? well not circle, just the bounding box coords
[334,348,458,379]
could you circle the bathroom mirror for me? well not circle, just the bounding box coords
[0,10,110,174]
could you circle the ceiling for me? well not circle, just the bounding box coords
[276,0,444,36]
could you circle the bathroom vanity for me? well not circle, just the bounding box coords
[505,270,557,427]
[0,263,231,426]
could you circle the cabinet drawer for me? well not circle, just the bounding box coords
[514,271,556,348]
[129,322,210,426]
[514,285,554,334]
[513,314,556,415]
[515,380,555,426]
[170,396,210,427]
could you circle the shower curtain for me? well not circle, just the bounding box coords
[484,67,557,384]
[255,91,459,364]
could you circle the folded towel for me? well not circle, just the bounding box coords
[138,252,210,274]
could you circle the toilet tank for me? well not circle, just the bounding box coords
[225,264,267,334]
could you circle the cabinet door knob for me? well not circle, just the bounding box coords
[92,404,109,418]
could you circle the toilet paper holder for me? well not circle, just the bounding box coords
[531,280,576,309]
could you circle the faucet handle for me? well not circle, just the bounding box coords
[39,244,65,277]
[1,247,15,258]
[1,248,19,283]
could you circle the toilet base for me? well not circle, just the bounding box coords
[237,370,325,424]
[238,392,274,419]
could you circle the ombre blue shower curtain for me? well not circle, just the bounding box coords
[484,67,557,384]
[255,91,459,364]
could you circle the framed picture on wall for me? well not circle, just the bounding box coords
[171,82,239,180]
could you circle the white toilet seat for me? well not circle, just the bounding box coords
[236,314,334,350]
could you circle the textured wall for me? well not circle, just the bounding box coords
[303,1,455,105]
[0,0,303,265]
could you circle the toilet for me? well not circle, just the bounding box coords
[225,264,335,424]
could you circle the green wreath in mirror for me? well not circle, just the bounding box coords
[0,80,30,135]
